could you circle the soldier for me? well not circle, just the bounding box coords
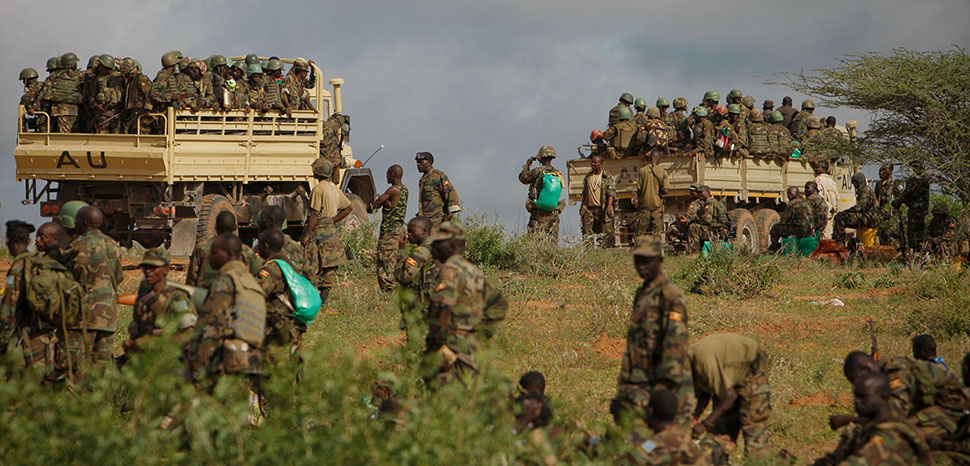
[122,249,197,355]
[0,222,38,360]
[634,151,669,237]
[814,160,840,239]
[726,89,743,107]
[262,59,290,116]
[727,104,748,154]
[833,172,879,246]
[246,64,268,112]
[874,163,903,246]
[690,107,714,158]
[776,96,798,129]
[187,211,262,289]
[610,236,694,426]
[150,52,186,112]
[637,106,670,157]
[926,203,958,258]
[588,128,609,159]
[892,161,931,252]
[688,186,728,252]
[745,109,771,156]
[603,107,639,158]
[185,233,266,385]
[416,152,461,228]
[118,58,153,134]
[86,54,125,133]
[320,113,350,179]
[633,98,648,125]
[802,115,823,148]
[609,92,634,127]
[768,187,814,251]
[180,60,212,112]
[580,154,616,247]
[42,52,84,133]
[204,55,230,110]
[790,99,816,142]
[689,332,771,456]
[257,205,306,277]
[19,68,42,126]
[65,206,123,366]
[371,165,408,292]
[396,216,437,304]
[254,229,305,371]
[423,222,507,388]
[814,371,929,465]
[224,62,250,110]
[711,106,731,156]
[628,389,705,465]
[282,58,316,111]
[821,116,843,141]
[519,145,565,239]
[805,181,828,235]
[698,90,719,116]
[656,97,670,121]
[667,186,701,251]
[301,158,353,305]
[740,96,755,125]
[667,97,690,150]
[767,110,793,159]
[912,334,947,369]
[762,99,774,118]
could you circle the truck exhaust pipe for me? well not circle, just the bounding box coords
[329,78,344,114]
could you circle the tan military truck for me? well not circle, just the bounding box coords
[566,150,859,251]
[15,57,375,256]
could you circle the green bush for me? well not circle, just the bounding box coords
[343,219,379,270]
[905,266,970,336]
[675,249,780,298]
[833,271,868,290]
[464,215,515,269]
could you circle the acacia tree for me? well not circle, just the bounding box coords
[768,47,970,203]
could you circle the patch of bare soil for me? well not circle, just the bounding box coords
[356,334,403,356]
[592,332,625,360]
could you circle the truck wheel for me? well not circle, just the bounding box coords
[197,194,235,244]
[728,208,759,253]
[752,209,780,251]
[338,193,369,232]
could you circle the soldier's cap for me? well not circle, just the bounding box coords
[311,158,332,178]
[430,221,467,242]
[293,57,309,70]
[415,151,433,162]
[763,99,774,108]
[140,248,171,267]
[687,184,699,192]
[879,163,894,170]
[631,235,664,258]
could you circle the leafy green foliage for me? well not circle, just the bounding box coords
[343,218,378,270]
[675,249,780,298]
[832,271,867,290]
[905,266,970,336]
[464,215,515,269]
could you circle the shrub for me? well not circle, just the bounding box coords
[833,271,868,289]
[905,266,970,336]
[343,218,379,270]
[675,249,780,298]
[464,215,515,269]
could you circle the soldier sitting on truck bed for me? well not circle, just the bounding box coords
[691,107,715,158]
[282,58,316,112]
[603,107,638,158]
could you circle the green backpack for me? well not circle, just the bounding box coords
[22,253,84,329]
[274,259,322,325]
[535,172,563,212]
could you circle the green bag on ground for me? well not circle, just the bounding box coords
[781,236,799,255]
[798,236,819,256]
[274,259,322,324]
[22,253,84,328]
[535,172,563,212]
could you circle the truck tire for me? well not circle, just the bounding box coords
[752,209,780,251]
[338,193,369,232]
[197,194,235,244]
[728,208,759,253]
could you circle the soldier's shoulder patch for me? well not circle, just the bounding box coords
[406,257,417,267]
[669,311,683,322]
[889,378,903,389]
[259,269,270,278]
[868,434,884,446]
[435,282,447,292]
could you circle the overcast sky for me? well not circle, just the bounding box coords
[2,0,968,238]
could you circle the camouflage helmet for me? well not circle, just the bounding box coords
[633,97,646,109]
[770,110,784,123]
[763,99,774,109]
[260,60,268,69]
[247,64,263,76]
[87,55,99,69]
[617,106,633,121]
[672,97,688,110]
[619,92,634,104]
[117,58,136,74]
[806,115,821,129]
[97,54,115,70]
[537,145,557,159]
[210,54,228,67]
[265,59,284,72]
[293,57,310,71]
[60,52,80,68]
[245,53,260,65]
[749,109,763,121]
[169,50,184,60]
[646,106,661,118]
[59,200,89,229]
[727,89,743,99]
[161,52,179,67]
[46,56,59,71]
[311,158,332,178]
[693,106,708,117]
[932,203,950,216]
[140,248,171,267]
[801,99,816,110]
[703,90,720,102]
[631,235,663,257]
[19,68,38,80]
[656,97,669,107]
[430,221,467,242]
[741,95,755,107]
[727,104,741,115]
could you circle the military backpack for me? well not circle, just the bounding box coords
[639,119,670,148]
[224,267,267,347]
[747,123,770,155]
[22,253,84,329]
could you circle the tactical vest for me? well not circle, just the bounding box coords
[264,79,283,107]
[615,121,636,150]
[49,70,83,104]
[224,266,267,347]
[767,125,791,155]
[747,123,770,155]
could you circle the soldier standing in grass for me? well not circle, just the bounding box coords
[519,145,565,239]
[301,158,353,305]
[371,165,408,292]
[611,236,694,427]
[123,248,197,356]
[579,154,616,247]
[416,152,461,229]
[805,181,829,236]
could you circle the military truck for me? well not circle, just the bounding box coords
[566,150,858,251]
[15,57,375,256]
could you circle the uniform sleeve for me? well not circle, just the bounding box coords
[656,287,691,389]
[0,263,23,346]
[518,165,539,185]
[336,190,352,211]
[186,244,203,286]
[245,247,264,277]
[604,173,617,198]
[255,263,281,296]
[396,245,430,286]
[835,432,900,466]
[440,173,460,213]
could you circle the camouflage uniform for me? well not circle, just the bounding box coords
[64,229,123,365]
[186,260,266,381]
[688,196,728,251]
[769,197,815,248]
[614,271,694,426]
[519,164,564,239]
[692,118,715,157]
[186,239,263,289]
[833,181,879,244]
[609,102,631,127]
[894,173,930,250]
[580,169,616,246]
[790,111,812,142]
[183,75,214,109]
[629,425,704,465]
[881,355,969,438]
[247,79,268,111]
[20,80,43,131]
[814,415,929,466]
[807,192,828,233]
[122,69,153,134]
[255,255,306,368]
[874,178,902,246]
[666,111,689,150]
[43,68,84,132]
[926,204,958,257]
[149,67,185,110]
[418,169,461,229]
[86,70,125,133]
[203,71,226,108]
[603,120,639,158]
[262,77,285,113]
[396,237,437,301]
[223,78,249,110]
[766,123,793,159]
[281,72,306,110]
[319,115,348,178]
[424,224,507,387]
[730,119,748,153]
[635,164,669,237]
[1,251,59,373]
[282,235,307,278]
[305,216,345,301]
[377,185,408,291]
[633,110,648,126]
[127,281,196,350]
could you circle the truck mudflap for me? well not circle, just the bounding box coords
[170,219,199,257]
